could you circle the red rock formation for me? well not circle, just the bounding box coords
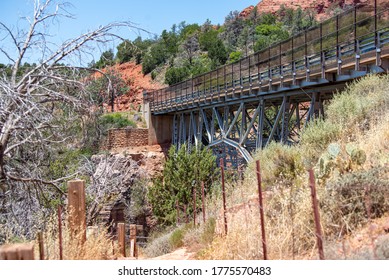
[242,0,371,20]
[239,5,255,18]
[93,62,163,112]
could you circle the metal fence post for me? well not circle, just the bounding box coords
[309,169,325,260]
[256,160,268,260]
[220,158,228,235]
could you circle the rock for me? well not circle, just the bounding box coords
[383,219,389,233]
[130,153,144,162]
[241,0,374,21]
[146,152,158,159]
[239,5,255,18]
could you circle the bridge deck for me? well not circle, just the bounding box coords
[145,4,389,115]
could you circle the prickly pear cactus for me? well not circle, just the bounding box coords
[327,143,341,159]
[346,143,366,165]
[318,152,334,179]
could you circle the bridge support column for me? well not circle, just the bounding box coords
[281,97,291,144]
[148,113,173,145]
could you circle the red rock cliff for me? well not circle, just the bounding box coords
[241,0,371,19]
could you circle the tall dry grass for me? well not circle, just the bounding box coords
[200,75,389,260]
[31,214,119,260]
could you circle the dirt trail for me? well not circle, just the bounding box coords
[150,247,195,260]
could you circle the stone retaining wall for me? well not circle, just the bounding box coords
[101,128,149,150]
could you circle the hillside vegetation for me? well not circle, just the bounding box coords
[92,5,329,87]
[144,75,389,260]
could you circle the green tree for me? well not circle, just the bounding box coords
[87,69,129,110]
[229,51,243,63]
[142,41,168,74]
[148,145,217,225]
[95,49,115,69]
[165,66,190,85]
[116,40,136,64]
[208,39,228,68]
[254,24,289,52]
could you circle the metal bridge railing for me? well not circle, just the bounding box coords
[145,1,389,114]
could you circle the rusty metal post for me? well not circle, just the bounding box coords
[193,187,197,227]
[176,200,179,225]
[58,205,63,260]
[220,158,228,235]
[256,160,268,260]
[201,181,206,224]
[37,232,44,260]
[308,169,325,260]
[118,223,126,257]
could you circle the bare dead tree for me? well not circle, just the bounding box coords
[79,154,148,225]
[0,0,142,240]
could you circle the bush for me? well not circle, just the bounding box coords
[165,66,189,85]
[143,231,173,258]
[148,145,217,225]
[228,51,242,63]
[98,112,136,131]
[248,142,305,187]
[170,228,185,249]
[321,166,389,235]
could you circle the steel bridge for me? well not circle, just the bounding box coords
[144,1,389,167]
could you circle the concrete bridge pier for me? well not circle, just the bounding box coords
[146,105,173,145]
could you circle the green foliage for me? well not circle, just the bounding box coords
[49,149,90,180]
[188,55,212,77]
[254,24,289,52]
[317,143,367,180]
[116,40,136,64]
[98,112,136,130]
[170,227,185,249]
[322,166,389,235]
[161,29,179,57]
[180,23,201,39]
[201,217,215,244]
[208,39,228,68]
[249,142,305,187]
[199,29,218,51]
[86,70,129,107]
[165,66,190,85]
[142,42,169,74]
[300,118,342,163]
[258,13,277,25]
[279,7,317,34]
[148,145,217,225]
[94,49,115,69]
[228,51,242,63]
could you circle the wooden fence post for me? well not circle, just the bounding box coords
[129,224,137,258]
[118,223,126,257]
[67,180,86,244]
[0,244,35,260]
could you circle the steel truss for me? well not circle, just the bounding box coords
[172,92,326,167]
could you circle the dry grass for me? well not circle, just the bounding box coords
[30,214,119,260]
[199,75,389,260]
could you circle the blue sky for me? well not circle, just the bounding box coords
[0,0,256,64]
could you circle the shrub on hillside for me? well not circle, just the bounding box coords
[98,112,136,131]
[321,166,389,235]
